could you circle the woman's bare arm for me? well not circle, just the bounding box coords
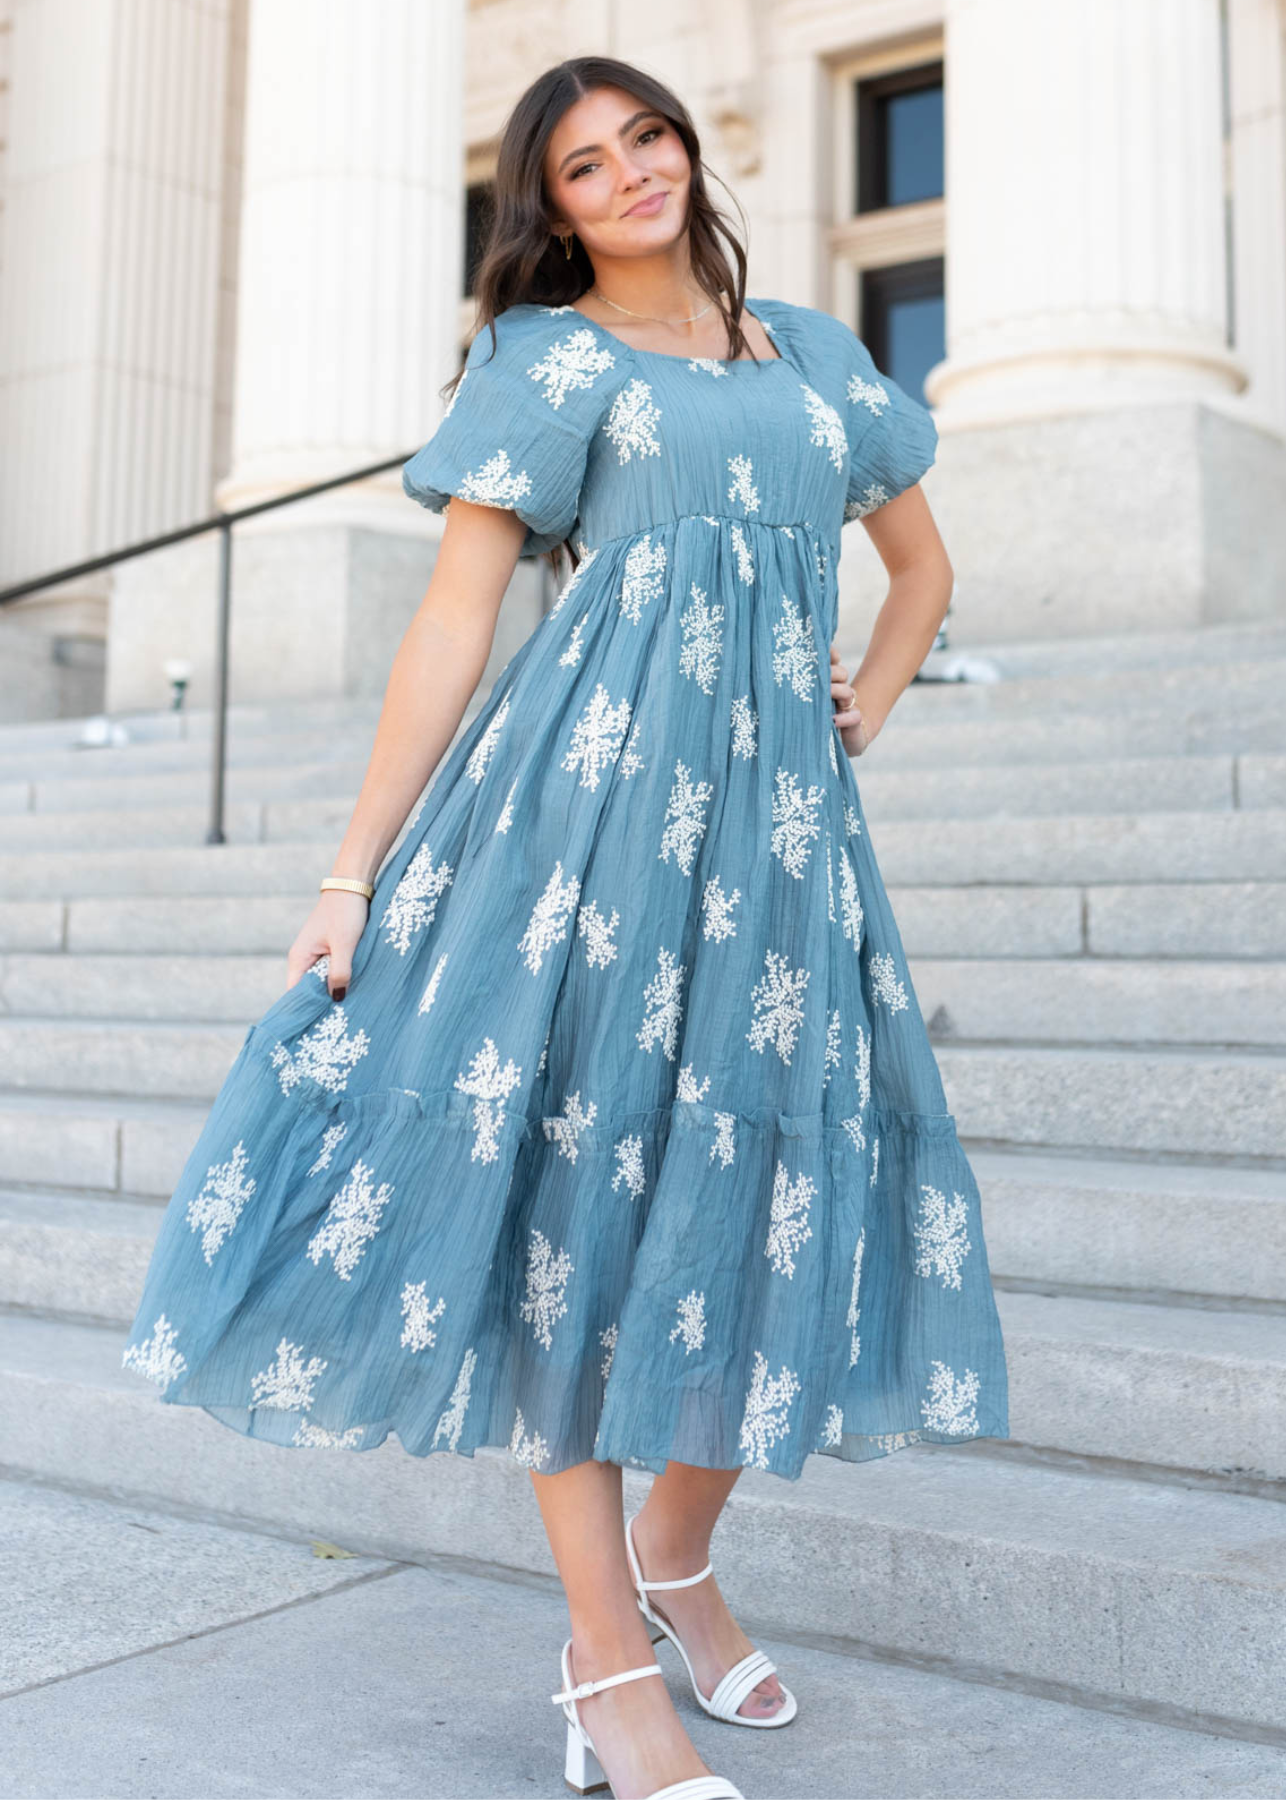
[285,496,528,998]
[831,483,953,754]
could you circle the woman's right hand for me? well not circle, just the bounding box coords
[285,890,372,1002]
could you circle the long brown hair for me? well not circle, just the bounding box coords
[449,56,755,573]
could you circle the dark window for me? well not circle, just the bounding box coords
[855,63,944,213]
[464,181,494,296]
[860,258,945,405]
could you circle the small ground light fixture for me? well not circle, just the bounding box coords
[165,657,193,711]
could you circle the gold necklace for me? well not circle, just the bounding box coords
[589,284,718,326]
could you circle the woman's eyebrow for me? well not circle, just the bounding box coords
[555,111,661,175]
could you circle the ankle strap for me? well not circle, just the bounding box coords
[551,1660,663,1705]
[635,1561,714,1591]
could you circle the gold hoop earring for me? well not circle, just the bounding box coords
[561,232,574,260]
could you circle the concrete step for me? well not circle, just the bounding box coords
[3,881,1280,960]
[0,1089,208,1194]
[0,756,373,817]
[4,755,1278,857]
[0,951,290,1022]
[3,808,1285,902]
[3,1191,1281,1484]
[974,1148,1286,1305]
[2,947,1280,1050]
[875,702,1285,764]
[940,1043,1285,1159]
[0,1028,1279,1158]
[1,1310,1282,1733]
[911,957,1286,1049]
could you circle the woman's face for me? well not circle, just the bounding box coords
[545,85,691,261]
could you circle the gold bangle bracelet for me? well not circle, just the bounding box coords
[320,876,375,900]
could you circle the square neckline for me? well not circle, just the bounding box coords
[554,296,794,372]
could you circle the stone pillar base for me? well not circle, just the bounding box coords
[838,401,1286,646]
[106,519,549,715]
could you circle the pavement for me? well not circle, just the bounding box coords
[3,1476,1285,1800]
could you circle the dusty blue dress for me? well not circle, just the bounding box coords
[121,296,1010,1479]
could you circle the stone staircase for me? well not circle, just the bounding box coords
[0,618,1283,1747]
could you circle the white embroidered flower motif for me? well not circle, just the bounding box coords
[603,377,662,462]
[433,1346,476,1449]
[658,760,713,876]
[121,1314,187,1391]
[727,453,760,513]
[871,1135,880,1187]
[800,381,849,471]
[701,875,741,943]
[828,730,839,775]
[611,1133,646,1201]
[771,595,817,701]
[823,1010,842,1086]
[510,1406,551,1469]
[913,1185,973,1290]
[459,447,533,507]
[730,695,758,759]
[747,948,810,1065]
[466,694,510,783]
[561,684,632,790]
[841,1111,866,1154]
[519,863,581,974]
[730,523,754,584]
[306,1158,394,1281]
[869,949,909,1012]
[855,1023,872,1112]
[770,767,824,878]
[382,843,454,954]
[600,1322,619,1380]
[454,1038,522,1164]
[618,720,645,779]
[670,1290,707,1353]
[418,951,448,1017]
[845,482,891,521]
[848,371,890,416]
[765,1162,815,1278]
[519,1226,574,1350]
[921,1361,981,1436]
[678,582,725,696]
[738,1350,802,1470]
[250,1338,328,1412]
[577,899,620,969]
[676,1064,710,1103]
[558,613,590,668]
[293,1421,363,1449]
[839,848,864,950]
[527,327,616,408]
[845,802,861,837]
[400,1281,446,1352]
[826,834,836,924]
[688,356,730,377]
[307,1122,348,1177]
[544,1091,597,1162]
[847,1226,865,1366]
[548,544,599,618]
[820,1404,844,1449]
[186,1139,255,1263]
[710,1112,736,1168]
[271,1005,371,1096]
[495,781,518,834]
[619,534,667,624]
[637,946,686,1061]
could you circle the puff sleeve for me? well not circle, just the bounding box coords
[836,324,938,522]
[401,304,618,558]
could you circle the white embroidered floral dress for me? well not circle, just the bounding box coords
[121,296,1010,1478]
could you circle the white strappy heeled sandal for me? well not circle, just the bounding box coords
[624,1510,798,1729]
[551,1637,745,1799]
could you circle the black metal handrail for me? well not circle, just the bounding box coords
[0,454,411,844]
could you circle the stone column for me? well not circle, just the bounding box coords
[110,0,479,711]
[917,0,1284,639]
[0,0,232,666]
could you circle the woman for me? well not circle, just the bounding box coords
[122,55,1008,1800]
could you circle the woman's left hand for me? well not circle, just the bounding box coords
[830,644,878,755]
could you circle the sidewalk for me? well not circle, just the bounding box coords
[3,1476,1283,1800]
